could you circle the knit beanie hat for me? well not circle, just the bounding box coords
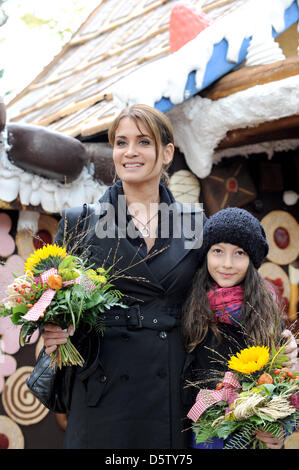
[200,207,269,268]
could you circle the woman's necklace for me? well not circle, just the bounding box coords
[131,211,158,238]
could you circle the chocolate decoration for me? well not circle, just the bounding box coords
[83,142,115,185]
[0,96,6,131]
[273,226,290,249]
[7,123,88,183]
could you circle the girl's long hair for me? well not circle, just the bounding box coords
[182,260,283,353]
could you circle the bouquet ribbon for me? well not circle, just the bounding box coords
[187,371,241,423]
[21,268,87,322]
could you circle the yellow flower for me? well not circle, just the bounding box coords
[97,275,107,284]
[25,244,67,275]
[86,269,107,284]
[96,268,106,274]
[228,346,270,374]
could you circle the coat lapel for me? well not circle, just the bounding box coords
[87,190,205,296]
[148,202,204,288]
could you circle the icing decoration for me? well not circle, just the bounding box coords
[2,366,49,425]
[169,3,211,53]
[246,33,285,66]
[113,0,299,112]
[261,210,299,265]
[0,213,15,258]
[168,74,299,178]
[16,210,39,233]
[0,415,24,449]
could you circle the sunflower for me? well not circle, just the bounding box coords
[25,244,68,275]
[228,346,270,375]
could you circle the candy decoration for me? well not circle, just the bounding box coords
[16,214,58,261]
[288,263,299,320]
[0,213,15,258]
[169,3,211,53]
[0,352,17,394]
[261,211,298,265]
[169,169,200,204]
[200,159,256,216]
[0,254,24,303]
[0,416,24,449]
[2,367,49,425]
[258,262,290,315]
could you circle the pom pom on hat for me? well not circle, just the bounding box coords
[201,207,269,268]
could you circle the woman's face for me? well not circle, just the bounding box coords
[112,117,173,186]
[207,242,250,287]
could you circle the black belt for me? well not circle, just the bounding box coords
[102,304,181,331]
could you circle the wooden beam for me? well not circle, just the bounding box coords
[216,114,299,149]
[202,56,299,101]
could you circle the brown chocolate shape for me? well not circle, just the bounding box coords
[0,96,6,131]
[6,123,88,183]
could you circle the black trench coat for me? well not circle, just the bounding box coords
[55,184,205,449]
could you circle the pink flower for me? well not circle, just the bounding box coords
[290,393,299,410]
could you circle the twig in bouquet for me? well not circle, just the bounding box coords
[109,245,170,282]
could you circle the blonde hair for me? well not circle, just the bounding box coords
[108,104,174,184]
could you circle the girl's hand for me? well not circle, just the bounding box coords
[254,429,284,449]
[282,329,298,370]
[42,323,75,354]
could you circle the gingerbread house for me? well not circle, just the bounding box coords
[0,0,298,448]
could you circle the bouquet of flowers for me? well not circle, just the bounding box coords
[0,243,127,369]
[188,344,299,449]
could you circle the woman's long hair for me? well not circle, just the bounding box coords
[182,260,283,353]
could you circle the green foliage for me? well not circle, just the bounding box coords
[0,304,10,317]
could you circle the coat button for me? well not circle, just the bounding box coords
[159,331,167,339]
[99,375,107,383]
[120,374,130,381]
[157,368,167,378]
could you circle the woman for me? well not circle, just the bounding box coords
[42,104,205,449]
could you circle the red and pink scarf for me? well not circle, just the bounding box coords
[207,284,244,326]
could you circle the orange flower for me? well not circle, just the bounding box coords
[47,274,63,290]
[257,372,273,385]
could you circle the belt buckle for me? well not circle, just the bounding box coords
[125,306,143,330]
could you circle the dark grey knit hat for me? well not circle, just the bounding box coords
[200,207,269,268]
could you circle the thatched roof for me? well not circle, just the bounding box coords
[6,0,248,138]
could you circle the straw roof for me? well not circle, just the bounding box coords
[6,0,248,139]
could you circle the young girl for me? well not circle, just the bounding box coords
[182,207,297,449]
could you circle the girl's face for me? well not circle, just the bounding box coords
[207,242,250,287]
[113,117,173,186]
